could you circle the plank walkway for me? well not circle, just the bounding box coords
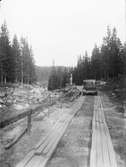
[90,96,117,167]
[16,96,84,167]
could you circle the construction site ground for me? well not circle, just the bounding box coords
[0,85,126,167]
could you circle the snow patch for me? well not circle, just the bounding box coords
[2,126,22,142]
[13,103,30,110]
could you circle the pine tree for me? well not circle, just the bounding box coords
[91,45,101,79]
[101,27,122,79]
[20,37,36,84]
[28,47,36,83]
[0,22,12,83]
[48,66,69,90]
[12,35,21,82]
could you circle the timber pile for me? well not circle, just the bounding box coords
[63,86,80,101]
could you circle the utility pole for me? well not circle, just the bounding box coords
[52,59,55,67]
[70,73,73,85]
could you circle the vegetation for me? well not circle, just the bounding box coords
[48,27,126,90]
[48,66,70,90]
[73,27,125,85]
[35,66,52,85]
[1,22,125,89]
[0,22,36,84]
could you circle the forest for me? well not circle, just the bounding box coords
[0,22,36,84]
[48,27,126,89]
[73,27,126,85]
[0,22,126,89]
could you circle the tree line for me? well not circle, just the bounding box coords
[0,22,36,84]
[73,27,126,85]
[48,66,70,90]
[48,27,126,89]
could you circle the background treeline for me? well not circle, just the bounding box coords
[35,66,52,86]
[48,66,71,90]
[73,27,126,85]
[0,22,36,84]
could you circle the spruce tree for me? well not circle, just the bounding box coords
[12,35,21,82]
[0,22,12,83]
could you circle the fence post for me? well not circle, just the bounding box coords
[27,109,32,135]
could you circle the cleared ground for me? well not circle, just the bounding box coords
[0,86,126,167]
[0,87,80,167]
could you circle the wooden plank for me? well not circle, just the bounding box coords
[43,115,71,155]
[27,118,70,167]
[90,96,117,167]
[98,107,110,167]
[25,112,77,167]
[90,97,98,167]
[100,97,117,167]
[35,123,63,155]
[16,96,85,167]
[34,113,67,154]
[37,116,74,167]
[96,98,104,167]
[99,98,111,167]
[35,112,67,149]
[16,112,67,167]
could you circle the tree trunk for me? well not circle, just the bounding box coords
[4,76,6,84]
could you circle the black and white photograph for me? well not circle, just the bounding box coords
[0,0,126,167]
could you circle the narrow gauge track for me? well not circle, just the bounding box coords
[16,96,84,167]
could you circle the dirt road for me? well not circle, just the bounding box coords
[46,96,94,167]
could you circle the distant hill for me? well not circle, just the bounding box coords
[35,65,71,86]
[35,66,52,86]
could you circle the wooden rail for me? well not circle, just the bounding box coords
[16,96,84,167]
[0,95,56,128]
[90,96,117,167]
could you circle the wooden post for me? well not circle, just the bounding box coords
[27,110,32,135]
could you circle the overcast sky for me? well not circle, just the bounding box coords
[0,0,125,66]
